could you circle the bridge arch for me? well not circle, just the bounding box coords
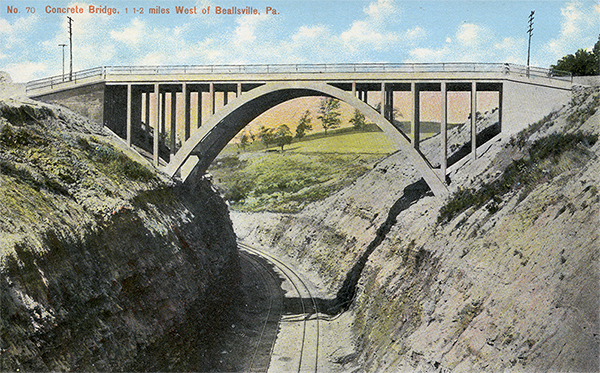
[163,81,449,197]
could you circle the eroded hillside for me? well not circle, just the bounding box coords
[232,85,600,372]
[0,95,240,371]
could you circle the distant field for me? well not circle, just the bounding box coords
[286,131,395,154]
[209,129,396,212]
[220,127,396,155]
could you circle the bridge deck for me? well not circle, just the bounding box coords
[27,63,572,96]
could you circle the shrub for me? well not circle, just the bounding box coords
[0,104,55,126]
[80,139,156,182]
[438,131,598,224]
[0,125,48,148]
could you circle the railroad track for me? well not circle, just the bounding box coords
[238,249,283,372]
[239,242,320,373]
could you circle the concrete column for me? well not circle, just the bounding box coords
[209,83,215,114]
[411,82,420,150]
[153,83,160,166]
[237,82,242,97]
[498,84,503,134]
[471,81,477,160]
[144,91,150,144]
[380,83,386,115]
[160,90,166,135]
[131,88,142,146]
[387,89,394,122]
[170,90,177,156]
[223,89,228,106]
[183,83,190,140]
[352,82,356,97]
[441,82,448,179]
[197,91,202,128]
[126,84,132,147]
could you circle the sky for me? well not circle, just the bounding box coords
[1,0,599,83]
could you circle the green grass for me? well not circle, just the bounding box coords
[285,131,395,154]
[209,130,395,212]
[78,137,156,182]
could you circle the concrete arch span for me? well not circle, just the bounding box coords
[164,81,449,198]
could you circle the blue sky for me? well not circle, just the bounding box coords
[1,0,599,82]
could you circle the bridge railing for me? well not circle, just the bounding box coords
[26,62,572,94]
[26,66,106,93]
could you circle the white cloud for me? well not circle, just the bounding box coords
[340,20,398,50]
[110,18,145,46]
[542,0,600,64]
[292,25,328,42]
[456,23,485,46]
[404,27,426,44]
[339,0,404,52]
[0,14,39,50]
[408,23,525,64]
[234,14,270,44]
[494,37,527,64]
[4,61,47,82]
[140,51,167,66]
[364,0,397,22]
[409,47,449,62]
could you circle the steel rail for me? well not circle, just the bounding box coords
[239,242,320,373]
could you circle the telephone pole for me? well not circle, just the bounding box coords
[67,16,73,81]
[527,10,534,76]
[59,44,67,81]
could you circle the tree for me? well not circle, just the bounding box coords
[317,98,341,134]
[274,124,293,151]
[238,132,250,150]
[349,109,367,130]
[551,35,600,76]
[259,125,275,148]
[295,110,313,139]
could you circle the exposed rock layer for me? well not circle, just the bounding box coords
[0,97,240,371]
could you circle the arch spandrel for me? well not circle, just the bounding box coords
[163,81,449,198]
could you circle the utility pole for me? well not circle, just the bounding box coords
[59,44,67,81]
[67,16,73,81]
[527,10,534,76]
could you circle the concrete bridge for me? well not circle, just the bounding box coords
[27,63,573,197]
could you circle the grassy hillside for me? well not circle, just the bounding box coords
[209,129,397,212]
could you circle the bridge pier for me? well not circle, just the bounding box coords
[170,89,177,157]
[154,83,159,166]
[411,82,420,150]
[441,82,448,178]
[471,81,477,160]
[126,84,132,146]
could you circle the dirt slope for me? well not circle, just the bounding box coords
[232,85,600,372]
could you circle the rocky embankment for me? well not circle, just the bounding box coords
[233,85,600,372]
[0,89,240,370]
